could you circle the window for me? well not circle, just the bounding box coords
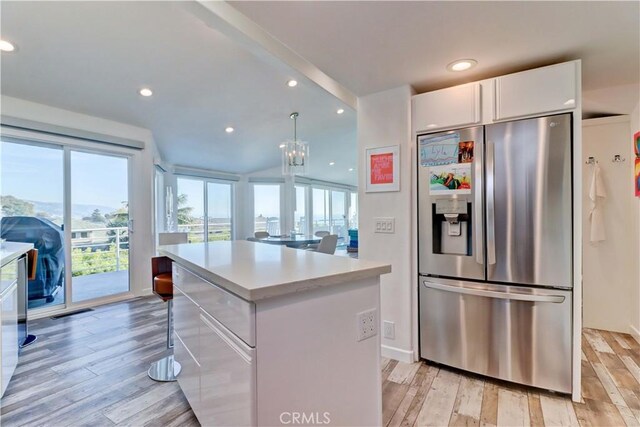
[207,182,232,241]
[254,184,281,235]
[331,190,347,239]
[349,192,358,229]
[312,188,329,234]
[177,177,234,243]
[177,177,205,243]
[294,185,307,234]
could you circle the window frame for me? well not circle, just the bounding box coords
[175,175,236,242]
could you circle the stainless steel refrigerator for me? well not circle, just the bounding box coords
[417,113,573,394]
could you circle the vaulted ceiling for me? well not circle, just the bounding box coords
[231,1,640,116]
[1,1,357,184]
[2,1,638,188]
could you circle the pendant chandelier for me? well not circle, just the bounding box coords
[281,112,309,176]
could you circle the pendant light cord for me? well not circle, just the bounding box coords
[290,112,298,141]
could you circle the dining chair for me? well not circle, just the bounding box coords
[309,234,338,255]
[304,230,331,250]
[254,231,270,239]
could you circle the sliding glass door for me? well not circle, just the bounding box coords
[1,141,66,309]
[1,138,133,313]
[70,151,130,302]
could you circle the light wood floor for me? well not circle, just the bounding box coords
[383,328,640,426]
[1,297,198,426]
[1,297,639,426]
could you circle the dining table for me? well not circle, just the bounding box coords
[258,235,322,248]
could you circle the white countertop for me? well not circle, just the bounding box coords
[159,241,391,301]
[0,241,34,267]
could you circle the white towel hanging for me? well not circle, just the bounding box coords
[588,163,607,242]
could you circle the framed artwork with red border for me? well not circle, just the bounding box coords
[635,131,640,158]
[365,145,400,192]
[635,158,640,198]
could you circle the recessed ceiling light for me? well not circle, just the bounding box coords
[336,108,345,115]
[0,39,16,52]
[287,79,298,88]
[348,168,354,172]
[329,161,335,166]
[139,88,153,97]
[279,143,286,149]
[225,127,234,133]
[446,59,477,72]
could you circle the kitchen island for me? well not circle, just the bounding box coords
[0,241,34,399]
[159,241,391,427]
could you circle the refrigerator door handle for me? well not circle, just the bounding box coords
[486,141,497,265]
[422,280,565,303]
[474,138,484,265]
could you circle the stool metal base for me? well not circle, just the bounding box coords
[148,354,182,382]
[20,334,37,348]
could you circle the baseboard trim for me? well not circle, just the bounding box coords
[630,325,640,345]
[381,344,415,363]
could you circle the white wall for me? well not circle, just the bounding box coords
[631,101,640,340]
[1,95,158,299]
[357,85,415,362]
[582,116,638,333]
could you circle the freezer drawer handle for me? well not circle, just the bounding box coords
[423,280,565,303]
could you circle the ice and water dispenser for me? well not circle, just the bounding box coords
[431,198,472,256]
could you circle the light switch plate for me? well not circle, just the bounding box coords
[374,217,395,234]
[383,320,395,339]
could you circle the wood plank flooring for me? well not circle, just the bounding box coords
[1,297,199,427]
[1,297,639,426]
[384,329,640,426]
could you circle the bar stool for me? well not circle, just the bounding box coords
[148,256,182,382]
[20,249,39,347]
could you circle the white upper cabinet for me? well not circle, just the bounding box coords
[413,82,481,133]
[495,62,577,120]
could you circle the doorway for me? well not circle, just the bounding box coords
[1,138,132,313]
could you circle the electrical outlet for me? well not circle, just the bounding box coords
[357,309,378,342]
[383,320,395,339]
[374,217,395,234]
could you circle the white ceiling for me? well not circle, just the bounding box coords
[0,1,357,184]
[3,1,638,187]
[231,1,640,116]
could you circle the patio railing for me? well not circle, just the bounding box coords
[178,222,232,243]
[71,226,129,276]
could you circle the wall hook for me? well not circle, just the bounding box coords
[612,154,626,163]
[585,156,597,165]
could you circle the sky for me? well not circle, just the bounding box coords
[1,140,128,211]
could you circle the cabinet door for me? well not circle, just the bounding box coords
[173,286,200,360]
[174,333,200,415]
[1,282,18,397]
[413,83,481,132]
[199,310,256,426]
[175,264,255,347]
[495,62,577,120]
